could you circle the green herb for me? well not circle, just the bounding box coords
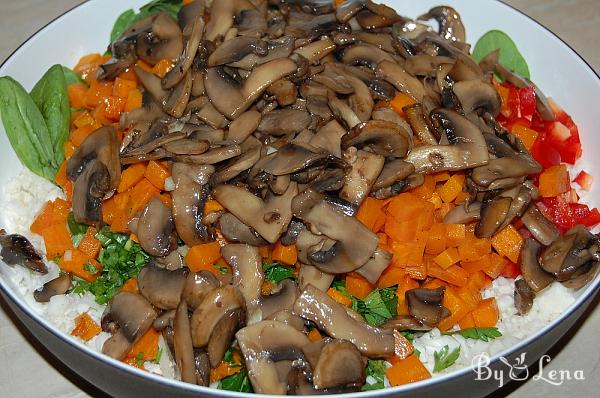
[136,352,145,366]
[213,264,229,275]
[332,279,352,297]
[444,327,502,342]
[473,30,530,80]
[361,359,387,391]
[72,227,151,304]
[0,76,57,180]
[433,345,461,373]
[223,348,234,364]
[218,370,253,393]
[154,348,163,364]
[263,262,295,285]
[83,261,98,275]
[30,64,70,165]
[110,0,183,43]
[67,212,88,246]
[332,281,397,326]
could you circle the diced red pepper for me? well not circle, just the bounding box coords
[518,86,536,118]
[574,170,593,191]
[500,261,521,279]
[530,134,562,169]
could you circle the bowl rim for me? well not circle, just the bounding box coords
[0,0,599,397]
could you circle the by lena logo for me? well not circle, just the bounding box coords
[471,352,585,387]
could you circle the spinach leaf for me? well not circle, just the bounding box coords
[30,64,70,166]
[473,30,530,79]
[218,370,253,393]
[444,327,502,342]
[433,345,461,373]
[61,65,86,86]
[0,76,57,180]
[263,262,296,285]
[109,1,183,43]
[361,359,387,391]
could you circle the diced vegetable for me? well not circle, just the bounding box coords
[71,312,102,341]
[185,242,223,273]
[386,354,431,386]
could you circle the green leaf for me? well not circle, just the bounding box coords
[361,359,387,391]
[473,30,530,80]
[445,327,502,342]
[433,345,461,373]
[334,281,397,326]
[30,64,71,167]
[153,348,163,364]
[0,76,57,180]
[61,66,86,86]
[218,370,253,393]
[263,262,295,285]
[110,9,137,42]
[135,352,145,366]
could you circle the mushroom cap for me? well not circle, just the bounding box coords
[33,274,72,302]
[312,339,366,390]
[0,231,47,274]
[106,292,157,342]
[182,270,220,310]
[72,159,111,225]
[221,243,264,308]
[138,265,187,310]
[137,196,177,257]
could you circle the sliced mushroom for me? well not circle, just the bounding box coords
[236,320,311,395]
[376,60,426,101]
[444,202,482,224]
[137,197,177,257]
[204,58,297,119]
[138,265,187,310]
[257,109,312,136]
[327,90,362,129]
[354,248,392,284]
[343,120,411,158]
[309,120,347,158]
[194,349,211,387]
[0,231,47,274]
[162,15,205,89]
[221,244,265,309]
[72,159,111,225]
[298,263,335,292]
[136,13,184,65]
[372,159,415,191]
[231,36,295,70]
[176,144,242,165]
[403,103,438,145]
[153,309,176,331]
[294,284,395,356]
[292,189,379,273]
[380,316,431,331]
[204,0,256,41]
[342,44,395,69]
[521,205,560,246]
[207,308,245,366]
[33,274,72,302]
[339,149,384,206]
[213,182,298,243]
[258,279,300,320]
[520,239,555,293]
[219,212,267,246]
[540,225,598,281]
[406,287,449,327]
[182,270,220,310]
[418,6,465,42]
[476,196,512,238]
[562,261,600,290]
[405,109,489,173]
[227,110,262,143]
[453,79,501,117]
[267,79,298,107]
[173,300,197,384]
[163,70,193,118]
[312,340,365,391]
[514,278,535,315]
[208,36,268,67]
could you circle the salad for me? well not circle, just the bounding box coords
[0,0,599,394]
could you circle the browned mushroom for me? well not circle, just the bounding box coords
[182,270,220,310]
[137,265,187,310]
[418,6,465,42]
[0,230,47,274]
[137,197,177,257]
[406,287,449,327]
[221,244,264,310]
[173,300,196,384]
[514,278,535,315]
[33,274,72,302]
[520,239,555,293]
[540,225,599,281]
[312,340,365,391]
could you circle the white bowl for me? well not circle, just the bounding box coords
[1,1,598,397]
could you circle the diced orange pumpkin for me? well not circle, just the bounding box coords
[118,163,147,193]
[78,227,101,259]
[471,297,499,328]
[258,245,271,259]
[396,275,420,315]
[70,124,99,147]
[386,354,431,386]
[437,174,465,203]
[103,95,126,121]
[438,286,471,331]
[491,225,523,263]
[144,160,171,190]
[185,242,223,273]
[205,199,224,214]
[433,247,461,269]
[327,288,352,307]
[482,253,509,279]
[428,262,468,287]
[511,124,539,150]
[67,83,88,109]
[42,223,74,259]
[387,193,426,222]
[82,80,113,109]
[72,110,96,128]
[461,254,492,274]
[425,224,447,255]
[125,89,143,112]
[127,327,160,362]
[128,178,161,216]
[446,223,466,247]
[152,59,174,78]
[377,266,405,289]
[458,312,476,330]
[390,93,416,116]
[120,278,139,293]
[113,77,137,99]
[356,197,386,231]
[458,238,491,263]
[345,272,373,299]
[411,175,436,200]
[71,312,102,341]
[271,242,298,265]
[307,328,322,342]
[210,352,242,383]
[538,164,570,198]
[63,141,76,159]
[30,201,56,235]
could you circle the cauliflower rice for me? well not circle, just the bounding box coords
[0,169,578,382]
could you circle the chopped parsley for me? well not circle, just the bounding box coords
[332,280,397,326]
[361,359,387,391]
[444,327,502,342]
[218,370,253,392]
[433,345,461,373]
[72,227,151,304]
[135,352,145,366]
[263,262,295,285]
[67,212,87,246]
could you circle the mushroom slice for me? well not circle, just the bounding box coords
[190,285,246,347]
[267,79,298,107]
[171,164,213,246]
[137,197,177,257]
[136,13,183,64]
[0,230,47,274]
[208,36,267,67]
[514,278,535,316]
[219,213,267,246]
[562,261,600,290]
[294,285,395,356]
[207,308,244,367]
[343,120,411,158]
[227,110,262,143]
[453,79,501,117]
[33,274,72,302]
[162,138,210,155]
[340,149,385,206]
[418,6,465,42]
[406,287,449,327]
[405,109,488,173]
[444,202,482,224]
[194,349,211,387]
[72,159,111,225]
[292,189,379,274]
[520,239,555,293]
[196,102,228,129]
[162,15,205,89]
[475,196,512,238]
[372,159,415,191]
[258,279,300,320]
[204,58,297,119]
[521,205,560,246]
[257,109,312,136]
[98,40,137,81]
[309,120,347,159]
[327,90,362,129]
[174,301,197,384]
[221,244,265,310]
[204,0,256,41]
[213,182,298,244]
[376,60,426,101]
[134,66,168,104]
[403,103,438,145]
[153,309,176,331]
[138,265,187,310]
[230,36,295,70]
[236,320,311,395]
[266,310,306,331]
[182,270,220,310]
[356,8,402,30]
[380,316,431,332]
[355,248,392,284]
[102,292,157,358]
[163,70,193,118]
[313,340,366,391]
[342,44,395,69]
[176,144,242,165]
[403,55,455,77]
[67,125,121,191]
[540,225,598,281]
[298,263,335,292]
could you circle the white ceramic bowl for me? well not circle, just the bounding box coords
[1,1,598,397]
